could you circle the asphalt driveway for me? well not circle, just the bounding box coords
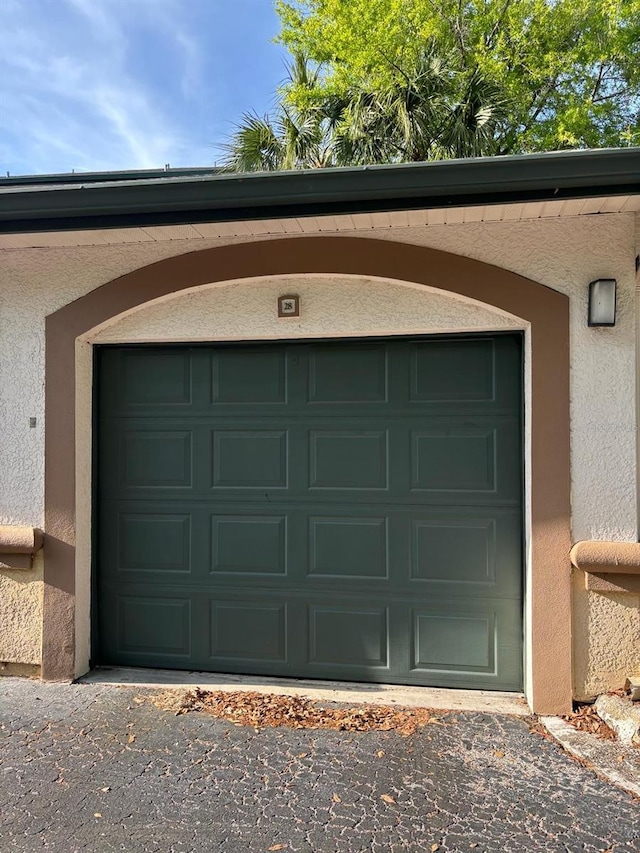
[0,679,638,852]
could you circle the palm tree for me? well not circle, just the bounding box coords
[330,52,454,164]
[222,52,508,171]
[221,55,336,172]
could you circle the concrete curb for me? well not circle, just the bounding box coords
[595,694,640,745]
[541,715,640,798]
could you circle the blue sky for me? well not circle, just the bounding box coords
[0,0,289,176]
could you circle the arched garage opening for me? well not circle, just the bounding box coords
[44,236,570,714]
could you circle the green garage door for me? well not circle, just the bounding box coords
[96,335,523,690]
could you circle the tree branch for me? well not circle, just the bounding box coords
[376,49,411,84]
[592,88,630,103]
[497,74,559,152]
[590,63,607,102]
[485,0,513,50]
[455,0,467,61]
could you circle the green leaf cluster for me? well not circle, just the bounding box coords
[275,0,640,153]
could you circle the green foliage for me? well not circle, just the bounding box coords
[223,49,510,170]
[223,0,639,170]
[275,0,640,153]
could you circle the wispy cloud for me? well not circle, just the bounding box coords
[0,0,287,176]
[65,0,123,43]
[0,0,209,174]
[130,0,205,100]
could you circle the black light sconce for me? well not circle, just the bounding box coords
[588,279,617,327]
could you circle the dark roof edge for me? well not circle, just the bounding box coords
[0,149,638,235]
[0,166,221,187]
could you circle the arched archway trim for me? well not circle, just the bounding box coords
[44,235,571,713]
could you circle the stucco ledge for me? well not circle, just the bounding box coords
[570,541,640,593]
[0,526,44,570]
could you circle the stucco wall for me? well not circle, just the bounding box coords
[572,574,640,699]
[91,274,521,342]
[0,553,42,665]
[1,212,637,695]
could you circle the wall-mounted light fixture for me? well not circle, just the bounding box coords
[588,279,617,327]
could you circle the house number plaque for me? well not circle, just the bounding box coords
[277,294,300,317]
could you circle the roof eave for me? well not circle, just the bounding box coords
[0,148,638,235]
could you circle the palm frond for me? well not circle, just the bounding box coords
[440,71,508,158]
[220,112,284,172]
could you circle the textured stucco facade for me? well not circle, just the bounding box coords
[0,554,42,667]
[572,573,640,699]
[1,211,638,700]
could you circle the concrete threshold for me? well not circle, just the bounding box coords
[81,666,529,717]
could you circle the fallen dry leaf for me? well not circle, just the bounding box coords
[267,846,287,851]
[100,786,110,793]
[494,750,505,758]
[376,750,385,758]
[380,794,396,805]
[332,793,341,803]
[93,813,102,819]
[561,704,616,741]
[127,734,136,743]
[147,689,437,735]
[431,845,440,852]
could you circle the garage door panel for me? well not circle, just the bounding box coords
[212,347,287,404]
[99,348,195,412]
[100,591,520,688]
[100,501,520,596]
[212,430,289,489]
[100,504,204,582]
[411,428,496,492]
[410,338,495,403]
[409,511,521,597]
[211,515,287,575]
[110,593,192,658]
[117,512,192,574]
[411,517,496,585]
[413,611,496,673]
[409,421,520,500]
[407,335,521,410]
[210,600,287,663]
[309,430,388,490]
[308,516,389,579]
[308,605,388,668]
[100,338,521,415]
[99,422,209,495]
[118,429,193,489]
[101,419,519,505]
[308,343,388,403]
[120,349,194,407]
[410,599,522,688]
